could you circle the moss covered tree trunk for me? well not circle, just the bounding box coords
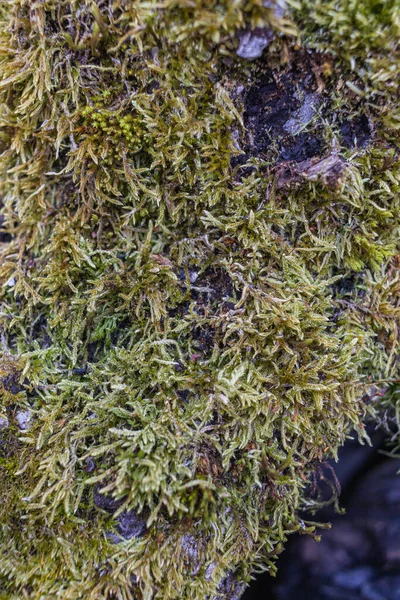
[0,1,399,598]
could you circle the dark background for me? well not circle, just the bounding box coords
[243,429,400,600]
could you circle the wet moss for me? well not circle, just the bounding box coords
[0,0,399,598]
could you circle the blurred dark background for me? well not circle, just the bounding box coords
[243,428,400,600]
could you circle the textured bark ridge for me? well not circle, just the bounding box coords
[0,1,399,598]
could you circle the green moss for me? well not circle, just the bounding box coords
[0,0,399,598]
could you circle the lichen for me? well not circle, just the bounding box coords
[0,0,399,598]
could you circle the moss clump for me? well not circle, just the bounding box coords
[0,0,399,598]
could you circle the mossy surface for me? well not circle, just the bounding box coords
[0,1,399,598]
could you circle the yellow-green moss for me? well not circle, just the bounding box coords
[0,0,399,598]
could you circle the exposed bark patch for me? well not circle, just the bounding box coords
[340,114,372,149]
[190,267,235,309]
[94,487,148,541]
[2,374,24,395]
[241,52,327,162]
[236,50,373,173]
[276,154,346,190]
